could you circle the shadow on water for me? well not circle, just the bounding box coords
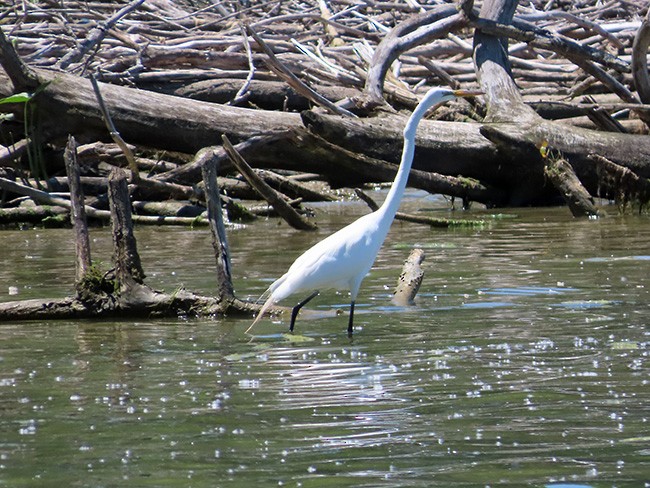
[0,192,648,487]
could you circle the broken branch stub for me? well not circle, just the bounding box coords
[108,168,145,290]
[63,135,92,287]
[201,152,235,302]
[392,248,425,306]
[543,152,600,218]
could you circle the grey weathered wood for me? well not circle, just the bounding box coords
[0,68,303,154]
[472,0,539,124]
[392,249,425,306]
[363,4,466,106]
[107,168,145,290]
[63,136,92,286]
[201,152,235,302]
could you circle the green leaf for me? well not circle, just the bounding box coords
[0,92,32,105]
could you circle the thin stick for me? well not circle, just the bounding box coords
[245,24,356,118]
[230,24,256,106]
[59,0,145,69]
[89,74,140,181]
[221,134,317,231]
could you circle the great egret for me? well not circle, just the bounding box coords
[249,87,481,336]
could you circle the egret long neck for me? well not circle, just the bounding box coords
[378,105,428,218]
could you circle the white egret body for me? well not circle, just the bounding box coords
[250,88,480,335]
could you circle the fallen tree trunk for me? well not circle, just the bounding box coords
[18,69,304,153]
[1,0,649,216]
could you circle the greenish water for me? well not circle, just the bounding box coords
[0,192,648,487]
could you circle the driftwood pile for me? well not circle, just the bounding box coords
[1,0,650,220]
[1,0,650,321]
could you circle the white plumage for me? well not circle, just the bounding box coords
[249,87,481,335]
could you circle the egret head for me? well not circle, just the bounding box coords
[413,87,483,120]
[424,86,482,105]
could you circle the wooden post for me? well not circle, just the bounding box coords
[201,152,235,302]
[63,135,92,287]
[108,168,145,290]
[392,248,425,306]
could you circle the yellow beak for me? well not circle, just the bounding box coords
[453,89,484,98]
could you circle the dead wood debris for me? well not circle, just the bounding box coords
[1,0,650,321]
[0,0,649,229]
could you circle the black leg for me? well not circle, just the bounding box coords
[289,290,319,332]
[347,301,355,337]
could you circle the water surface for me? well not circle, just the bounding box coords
[0,192,648,486]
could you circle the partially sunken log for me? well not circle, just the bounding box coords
[392,248,426,306]
[543,155,600,218]
[0,160,258,321]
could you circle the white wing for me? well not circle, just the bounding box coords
[270,211,387,302]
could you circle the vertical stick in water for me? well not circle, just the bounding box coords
[201,154,234,302]
[63,135,92,288]
[108,168,145,290]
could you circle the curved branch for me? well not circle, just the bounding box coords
[363,5,468,107]
[0,29,39,91]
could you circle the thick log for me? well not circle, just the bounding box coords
[0,68,304,153]
[302,110,506,204]
[0,204,68,224]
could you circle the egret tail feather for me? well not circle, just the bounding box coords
[245,292,276,334]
